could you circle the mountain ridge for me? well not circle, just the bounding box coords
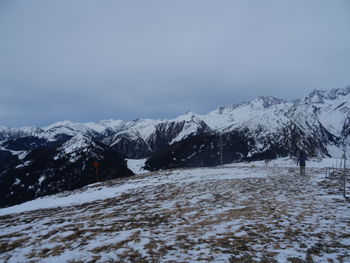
[1,87,350,160]
[0,86,349,205]
[2,86,349,132]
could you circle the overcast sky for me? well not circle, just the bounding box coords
[0,0,349,127]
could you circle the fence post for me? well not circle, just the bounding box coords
[343,150,347,198]
[219,132,223,166]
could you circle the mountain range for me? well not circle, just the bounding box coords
[0,87,349,206]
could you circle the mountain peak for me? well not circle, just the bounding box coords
[249,96,285,109]
[307,86,350,103]
[307,89,326,103]
[175,111,200,122]
[327,86,350,98]
[216,103,242,114]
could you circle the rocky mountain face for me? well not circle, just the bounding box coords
[103,116,211,158]
[145,87,350,170]
[0,135,133,208]
[0,87,349,205]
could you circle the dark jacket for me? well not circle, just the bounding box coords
[297,154,307,167]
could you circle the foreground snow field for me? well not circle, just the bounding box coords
[0,158,349,263]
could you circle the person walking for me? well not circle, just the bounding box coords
[297,151,307,175]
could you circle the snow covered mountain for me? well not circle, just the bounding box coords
[145,87,350,170]
[0,87,349,205]
[1,87,349,160]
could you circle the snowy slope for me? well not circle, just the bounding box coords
[1,159,349,262]
[202,96,288,131]
[311,90,350,136]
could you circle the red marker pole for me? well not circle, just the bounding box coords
[92,161,100,180]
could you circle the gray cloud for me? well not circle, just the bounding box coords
[0,0,349,127]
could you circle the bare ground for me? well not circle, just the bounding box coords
[0,166,349,262]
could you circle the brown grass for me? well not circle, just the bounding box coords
[0,237,30,253]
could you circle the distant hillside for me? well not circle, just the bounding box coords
[0,135,133,208]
